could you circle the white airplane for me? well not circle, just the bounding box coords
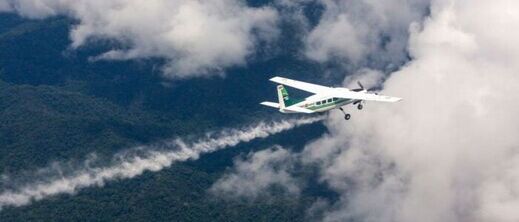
[260,76,402,120]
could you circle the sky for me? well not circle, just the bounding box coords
[2,0,519,221]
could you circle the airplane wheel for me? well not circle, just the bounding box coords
[357,104,363,110]
[344,114,351,120]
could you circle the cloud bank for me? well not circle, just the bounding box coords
[1,0,278,78]
[305,0,429,69]
[200,0,519,221]
[301,0,519,221]
[0,116,323,210]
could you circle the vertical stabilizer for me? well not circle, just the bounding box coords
[277,85,286,109]
[277,84,298,108]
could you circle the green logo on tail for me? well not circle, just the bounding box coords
[277,85,299,106]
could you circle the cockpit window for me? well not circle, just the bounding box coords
[327,99,332,103]
[333,97,339,101]
[316,101,321,105]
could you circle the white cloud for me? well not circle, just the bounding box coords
[305,0,429,68]
[303,0,519,221]
[2,0,279,78]
[342,68,385,89]
[0,1,12,11]
[210,145,301,199]
[0,117,324,209]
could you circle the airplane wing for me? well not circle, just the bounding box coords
[335,90,402,103]
[283,106,315,113]
[270,76,331,94]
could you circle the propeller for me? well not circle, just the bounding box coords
[351,81,379,110]
[352,81,367,92]
[352,81,378,93]
[357,81,364,90]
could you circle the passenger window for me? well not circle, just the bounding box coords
[316,102,321,105]
[322,100,326,104]
[327,99,332,103]
[333,97,338,101]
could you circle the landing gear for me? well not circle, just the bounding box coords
[339,107,351,121]
[357,104,363,110]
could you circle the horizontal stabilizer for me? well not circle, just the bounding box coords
[283,106,315,114]
[260,101,280,109]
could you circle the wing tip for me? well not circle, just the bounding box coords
[381,95,402,102]
[269,76,284,82]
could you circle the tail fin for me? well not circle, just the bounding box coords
[277,85,295,108]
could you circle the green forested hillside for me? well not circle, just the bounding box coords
[0,81,201,171]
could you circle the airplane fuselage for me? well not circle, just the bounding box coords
[280,95,354,113]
